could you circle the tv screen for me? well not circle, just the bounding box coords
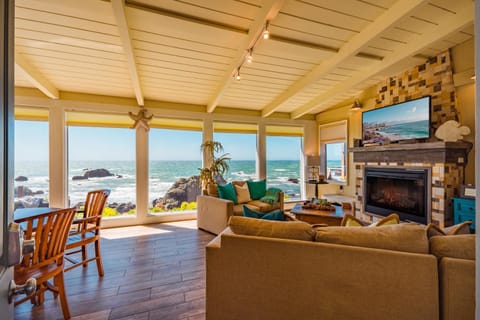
[362,96,431,145]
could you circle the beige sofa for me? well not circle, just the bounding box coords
[206,217,475,320]
[197,181,284,235]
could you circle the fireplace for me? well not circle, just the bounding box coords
[364,167,430,225]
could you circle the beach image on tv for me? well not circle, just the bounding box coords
[362,98,430,145]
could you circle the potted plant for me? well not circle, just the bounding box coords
[198,140,230,189]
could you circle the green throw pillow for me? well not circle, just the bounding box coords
[242,205,285,221]
[247,179,266,200]
[217,183,238,204]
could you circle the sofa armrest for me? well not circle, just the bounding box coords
[196,195,234,235]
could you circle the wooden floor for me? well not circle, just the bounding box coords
[14,220,215,320]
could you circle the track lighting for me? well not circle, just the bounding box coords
[263,21,270,39]
[236,68,241,80]
[247,48,253,63]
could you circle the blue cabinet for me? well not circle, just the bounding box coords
[452,197,475,232]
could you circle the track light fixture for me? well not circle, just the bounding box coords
[263,21,270,39]
[233,20,270,83]
[236,68,241,80]
[247,48,253,63]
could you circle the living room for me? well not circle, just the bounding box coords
[1,0,478,319]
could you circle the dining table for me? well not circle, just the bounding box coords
[13,207,60,223]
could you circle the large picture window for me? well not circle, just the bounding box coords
[148,122,202,215]
[14,119,49,209]
[266,125,304,201]
[213,122,257,182]
[67,112,136,218]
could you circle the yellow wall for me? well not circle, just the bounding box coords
[316,39,476,198]
[452,38,476,184]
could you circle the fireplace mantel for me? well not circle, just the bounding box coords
[349,141,472,165]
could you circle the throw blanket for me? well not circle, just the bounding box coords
[260,187,282,204]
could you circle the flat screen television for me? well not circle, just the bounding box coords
[362,96,431,145]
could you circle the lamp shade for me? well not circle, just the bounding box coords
[306,155,320,166]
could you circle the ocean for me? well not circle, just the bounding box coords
[14,160,305,207]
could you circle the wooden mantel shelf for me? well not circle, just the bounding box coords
[349,141,473,165]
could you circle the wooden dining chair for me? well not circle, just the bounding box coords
[64,189,110,276]
[13,207,76,320]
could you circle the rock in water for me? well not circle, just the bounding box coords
[15,176,28,182]
[83,168,114,178]
[72,175,88,181]
[156,176,201,209]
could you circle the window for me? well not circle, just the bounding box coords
[148,119,202,215]
[319,120,347,185]
[213,122,257,182]
[266,125,304,201]
[14,118,49,209]
[67,112,136,218]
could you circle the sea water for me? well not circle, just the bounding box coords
[14,160,304,206]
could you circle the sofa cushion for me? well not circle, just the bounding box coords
[246,200,274,212]
[341,213,400,227]
[315,223,429,254]
[242,205,285,221]
[206,183,218,197]
[217,183,237,204]
[233,203,258,216]
[247,180,266,200]
[426,221,472,239]
[229,216,315,241]
[430,234,475,260]
[234,183,251,204]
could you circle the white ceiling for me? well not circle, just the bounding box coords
[14,0,474,118]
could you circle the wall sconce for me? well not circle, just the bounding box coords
[351,99,363,111]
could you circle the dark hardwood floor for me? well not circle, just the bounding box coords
[14,220,215,320]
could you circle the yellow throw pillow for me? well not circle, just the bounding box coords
[341,213,400,227]
[234,183,251,204]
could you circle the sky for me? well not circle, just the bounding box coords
[363,97,430,124]
[15,121,304,162]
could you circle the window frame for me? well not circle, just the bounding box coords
[319,120,348,186]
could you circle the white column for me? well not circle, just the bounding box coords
[303,122,318,199]
[136,126,149,218]
[202,116,213,168]
[257,121,266,180]
[48,105,67,208]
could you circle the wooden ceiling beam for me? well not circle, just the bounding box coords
[261,0,429,117]
[290,2,474,119]
[111,0,144,106]
[206,0,286,113]
[15,52,59,99]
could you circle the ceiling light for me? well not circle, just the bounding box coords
[351,99,363,111]
[247,49,253,63]
[263,21,270,40]
[471,75,476,80]
[236,68,241,80]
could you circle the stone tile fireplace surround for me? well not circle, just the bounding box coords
[350,141,472,228]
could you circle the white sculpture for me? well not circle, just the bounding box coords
[435,120,470,142]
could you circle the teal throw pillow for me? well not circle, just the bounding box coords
[247,179,266,200]
[217,183,238,204]
[242,205,285,221]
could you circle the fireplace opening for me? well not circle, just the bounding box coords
[364,167,430,225]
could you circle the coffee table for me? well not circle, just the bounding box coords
[287,203,349,226]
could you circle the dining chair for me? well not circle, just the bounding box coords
[64,189,110,276]
[13,207,76,319]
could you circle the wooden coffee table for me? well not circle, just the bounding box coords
[287,203,349,226]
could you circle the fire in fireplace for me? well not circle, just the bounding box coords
[364,167,430,224]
